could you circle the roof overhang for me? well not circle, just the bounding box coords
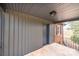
[0,3,79,23]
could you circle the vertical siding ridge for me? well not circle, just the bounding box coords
[1,10,5,56]
[27,15,29,53]
[25,16,26,54]
[24,15,26,55]
[22,15,26,55]
[14,13,19,56]
[9,12,14,56]
[4,12,9,56]
[8,12,10,55]
[17,13,19,56]
[0,10,2,56]
[21,14,23,55]
[13,13,15,56]
[0,12,2,48]
[18,14,21,56]
[28,15,29,53]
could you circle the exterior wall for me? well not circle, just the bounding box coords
[0,8,2,55]
[0,7,4,56]
[42,25,47,45]
[49,24,55,44]
[3,10,49,56]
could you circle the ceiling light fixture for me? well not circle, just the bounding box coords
[49,10,56,16]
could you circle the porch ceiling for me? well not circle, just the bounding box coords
[1,3,79,23]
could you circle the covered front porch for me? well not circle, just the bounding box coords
[0,3,79,56]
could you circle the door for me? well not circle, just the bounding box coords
[43,24,49,45]
[54,23,63,44]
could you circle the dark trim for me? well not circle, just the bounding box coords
[46,24,50,44]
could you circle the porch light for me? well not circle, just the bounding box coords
[49,10,56,16]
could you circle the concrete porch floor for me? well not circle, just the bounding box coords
[25,43,79,56]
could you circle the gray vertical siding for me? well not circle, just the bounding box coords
[3,10,48,56]
[0,8,1,56]
[9,13,14,56]
[14,14,19,56]
[43,25,47,45]
[0,7,5,56]
[22,15,25,55]
[18,14,22,56]
[4,12,9,56]
[0,8,1,48]
[49,24,55,44]
[0,7,2,56]
[29,18,43,52]
[25,15,29,54]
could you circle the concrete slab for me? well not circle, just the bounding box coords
[25,43,79,56]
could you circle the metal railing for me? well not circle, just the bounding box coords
[64,38,79,51]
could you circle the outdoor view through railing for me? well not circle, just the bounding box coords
[63,21,79,50]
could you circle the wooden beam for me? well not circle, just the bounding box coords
[53,17,79,23]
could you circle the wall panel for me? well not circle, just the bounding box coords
[3,11,48,56]
[28,17,44,52]
[18,14,23,56]
[0,7,2,56]
[0,9,1,48]
[20,15,23,56]
[4,12,9,56]
[25,15,29,54]
[22,15,26,55]
[49,24,55,44]
[14,14,19,56]
[0,7,5,56]
[9,13,14,56]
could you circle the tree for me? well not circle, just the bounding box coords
[70,21,79,44]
